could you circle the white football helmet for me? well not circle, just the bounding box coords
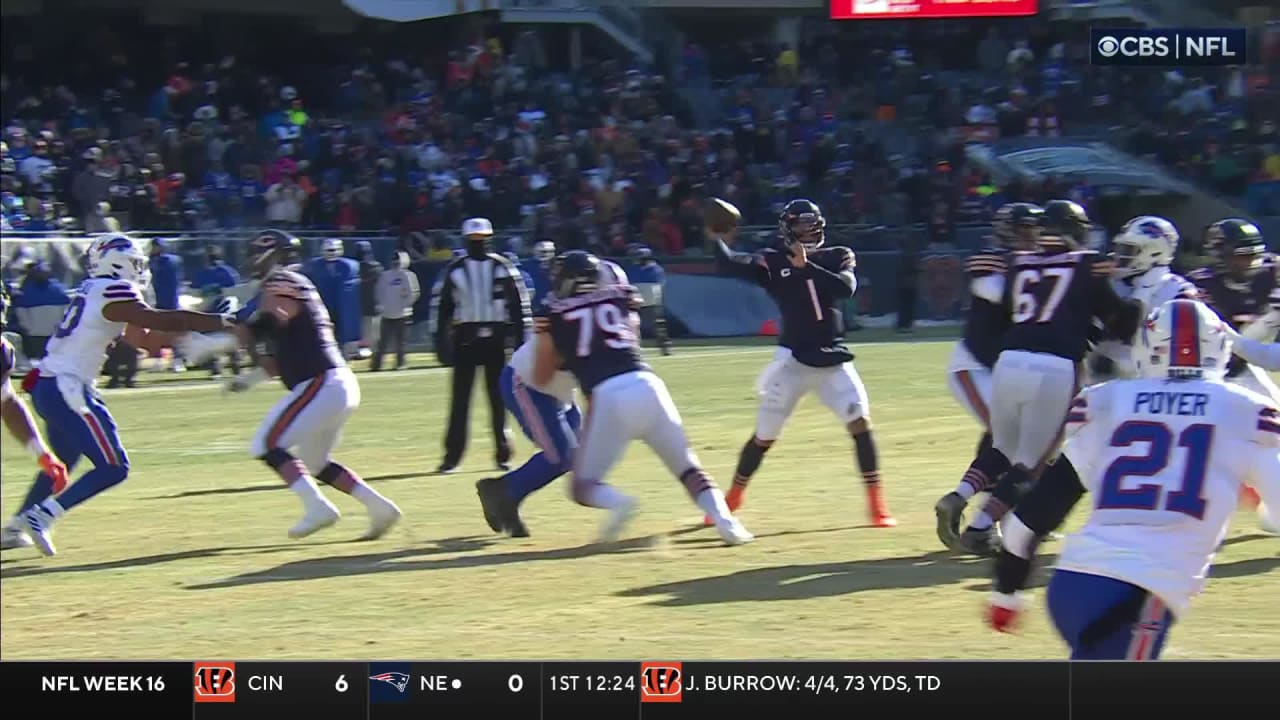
[323,237,344,260]
[1112,216,1178,278]
[87,234,149,288]
[1136,298,1231,381]
[534,240,556,263]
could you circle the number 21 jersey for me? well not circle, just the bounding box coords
[1001,249,1116,362]
[1057,378,1280,618]
[545,284,649,393]
[40,278,141,383]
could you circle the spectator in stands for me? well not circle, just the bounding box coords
[265,172,306,227]
[193,245,239,292]
[12,260,69,361]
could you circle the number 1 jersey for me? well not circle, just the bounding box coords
[1058,377,1280,617]
[545,285,649,394]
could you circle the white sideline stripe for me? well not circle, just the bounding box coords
[102,340,955,397]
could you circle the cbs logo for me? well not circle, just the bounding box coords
[1096,35,1170,58]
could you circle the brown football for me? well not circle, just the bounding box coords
[703,197,742,233]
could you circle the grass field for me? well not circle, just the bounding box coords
[1,333,1276,660]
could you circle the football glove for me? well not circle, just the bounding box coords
[987,591,1023,633]
[177,331,239,366]
[224,366,270,394]
[37,452,69,494]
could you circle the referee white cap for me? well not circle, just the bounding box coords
[462,217,494,236]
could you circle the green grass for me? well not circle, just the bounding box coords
[1,337,1276,660]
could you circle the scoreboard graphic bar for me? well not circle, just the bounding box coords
[830,0,1040,20]
[2,660,1275,717]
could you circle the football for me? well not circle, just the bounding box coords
[703,197,742,234]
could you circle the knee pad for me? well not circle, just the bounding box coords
[260,447,293,470]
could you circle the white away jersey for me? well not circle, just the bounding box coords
[40,278,142,383]
[509,259,629,405]
[1095,268,1199,377]
[1058,377,1280,618]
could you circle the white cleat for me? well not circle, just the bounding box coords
[1,525,33,550]
[1260,503,1280,536]
[21,506,57,557]
[288,500,341,539]
[360,498,403,541]
[598,496,638,544]
[715,517,755,546]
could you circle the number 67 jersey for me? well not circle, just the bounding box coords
[1056,377,1280,618]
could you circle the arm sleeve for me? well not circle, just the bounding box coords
[1232,335,1280,371]
[1091,272,1142,342]
[713,238,769,285]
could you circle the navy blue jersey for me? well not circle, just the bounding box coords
[545,284,649,393]
[1001,249,1129,362]
[257,269,345,390]
[715,240,857,367]
[1189,254,1278,375]
[962,248,1011,368]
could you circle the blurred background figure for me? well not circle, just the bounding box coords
[356,240,383,361]
[628,244,671,355]
[12,260,70,363]
[147,239,185,371]
[372,251,420,372]
[306,238,362,359]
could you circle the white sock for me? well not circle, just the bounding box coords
[289,477,328,507]
[696,488,732,523]
[39,498,66,519]
[955,483,978,501]
[582,483,630,510]
[969,511,994,531]
[351,483,387,506]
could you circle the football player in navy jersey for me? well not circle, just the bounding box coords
[1188,218,1280,524]
[934,203,1040,549]
[225,230,402,541]
[711,199,894,528]
[951,201,1141,555]
[532,251,752,546]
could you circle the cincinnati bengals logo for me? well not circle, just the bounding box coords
[640,662,682,703]
[194,662,236,702]
[922,254,964,319]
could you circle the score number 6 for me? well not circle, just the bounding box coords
[335,674,348,692]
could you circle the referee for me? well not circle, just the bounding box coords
[433,218,531,474]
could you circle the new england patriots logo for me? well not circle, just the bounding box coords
[370,672,410,693]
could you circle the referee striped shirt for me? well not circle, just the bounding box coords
[431,253,531,339]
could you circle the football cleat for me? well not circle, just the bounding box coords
[288,500,341,539]
[716,517,755,546]
[866,484,897,528]
[934,492,967,549]
[475,478,507,533]
[703,485,743,527]
[21,505,57,557]
[598,496,638,544]
[1,524,33,551]
[958,526,1002,557]
[360,497,402,541]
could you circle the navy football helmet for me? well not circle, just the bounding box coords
[779,199,826,251]
[248,229,301,278]
[550,250,600,298]
[992,202,1043,249]
[1204,218,1265,281]
[1040,199,1091,249]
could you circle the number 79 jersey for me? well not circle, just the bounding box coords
[40,278,141,384]
[1057,377,1280,617]
[1001,249,1116,361]
[544,284,650,394]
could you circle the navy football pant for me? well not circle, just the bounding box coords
[1047,569,1174,661]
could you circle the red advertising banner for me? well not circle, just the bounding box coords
[831,0,1039,20]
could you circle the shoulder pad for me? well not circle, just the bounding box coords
[966,251,1007,277]
[101,281,142,303]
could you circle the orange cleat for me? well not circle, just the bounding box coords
[866,484,897,528]
[704,486,744,526]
